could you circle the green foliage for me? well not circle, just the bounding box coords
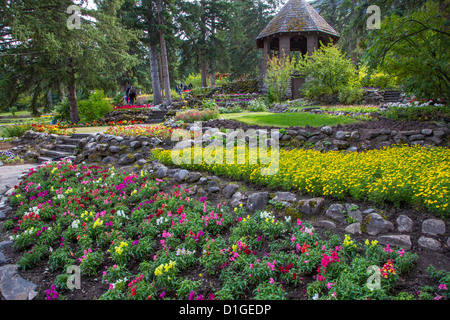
[296,44,363,104]
[364,1,450,101]
[0,124,33,138]
[9,106,18,116]
[265,54,297,103]
[381,105,450,122]
[247,99,267,112]
[77,90,113,123]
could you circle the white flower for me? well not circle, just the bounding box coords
[312,293,319,300]
[71,219,80,229]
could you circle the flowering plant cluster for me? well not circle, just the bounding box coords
[153,144,450,217]
[5,159,447,300]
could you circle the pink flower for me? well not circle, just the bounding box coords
[160,291,165,299]
[269,278,275,284]
[439,284,448,290]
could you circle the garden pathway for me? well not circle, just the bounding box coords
[0,164,39,195]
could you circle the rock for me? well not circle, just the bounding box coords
[350,131,360,140]
[345,223,361,234]
[418,236,441,251]
[363,213,394,236]
[396,215,414,232]
[299,198,325,215]
[246,192,268,212]
[0,264,38,300]
[173,140,194,150]
[421,129,433,136]
[335,131,348,140]
[185,172,202,183]
[231,192,247,207]
[321,126,332,135]
[118,154,135,166]
[313,220,336,229]
[346,147,358,152]
[222,184,239,198]
[155,166,168,178]
[102,156,116,165]
[108,146,122,154]
[378,235,412,250]
[422,219,446,235]
[198,177,208,185]
[24,151,38,159]
[207,139,223,147]
[409,134,425,141]
[273,192,297,205]
[325,204,346,223]
[130,141,141,149]
[174,169,189,182]
[136,159,147,166]
[345,203,363,222]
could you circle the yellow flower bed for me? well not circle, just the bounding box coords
[152,144,450,217]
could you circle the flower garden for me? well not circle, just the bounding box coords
[3,159,448,301]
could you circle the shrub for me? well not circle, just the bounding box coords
[0,124,32,137]
[265,54,297,103]
[296,44,363,104]
[77,90,113,122]
[247,98,267,112]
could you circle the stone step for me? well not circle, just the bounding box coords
[53,144,77,152]
[70,133,92,139]
[59,137,82,145]
[40,149,73,158]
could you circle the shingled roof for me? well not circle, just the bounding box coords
[256,0,339,40]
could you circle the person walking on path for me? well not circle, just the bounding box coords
[128,86,137,105]
[125,85,131,104]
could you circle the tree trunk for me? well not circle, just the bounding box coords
[200,0,208,87]
[149,42,163,105]
[30,86,41,117]
[67,58,80,124]
[210,16,216,86]
[156,0,171,105]
[201,62,208,87]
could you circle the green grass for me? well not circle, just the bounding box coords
[222,112,358,127]
[0,110,32,117]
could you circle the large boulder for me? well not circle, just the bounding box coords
[246,192,268,212]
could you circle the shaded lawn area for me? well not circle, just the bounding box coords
[0,110,32,117]
[222,112,358,127]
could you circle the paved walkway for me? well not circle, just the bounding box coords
[0,164,39,194]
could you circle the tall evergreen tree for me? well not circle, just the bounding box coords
[0,0,138,122]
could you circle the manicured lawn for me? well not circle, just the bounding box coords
[222,112,358,127]
[0,110,32,117]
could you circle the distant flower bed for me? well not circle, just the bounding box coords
[175,109,219,123]
[65,120,144,128]
[0,123,75,138]
[113,104,154,111]
[105,125,181,140]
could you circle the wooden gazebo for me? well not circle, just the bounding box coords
[256,0,340,99]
